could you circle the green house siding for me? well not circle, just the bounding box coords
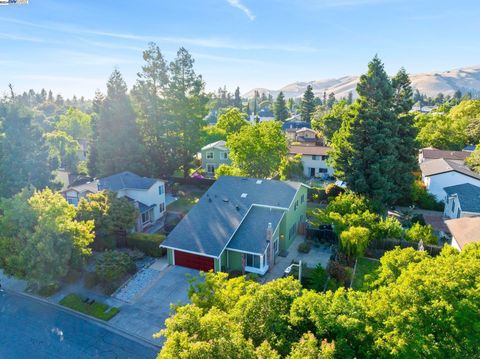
[227,250,243,272]
[167,248,174,265]
[201,147,231,174]
[282,185,308,251]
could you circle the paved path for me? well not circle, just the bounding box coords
[0,290,158,359]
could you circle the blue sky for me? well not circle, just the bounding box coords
[1,0,480,98]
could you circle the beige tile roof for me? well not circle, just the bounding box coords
[445,217,480,249]
[420,158,480,180]
[289,145,330,156]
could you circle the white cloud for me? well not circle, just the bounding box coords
[226,0,255,21]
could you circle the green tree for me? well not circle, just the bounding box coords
[131,43,175,177]
[94,69,145,177]
[465,148,480,173]
[330,56,405,204]
[0,189,94,289]
[0,102,53,197]
[234,86,242,110]
[405,222,438,244]
[55,107,92,140]
[279,154,304,180]
[340,226,370,259]
[215,164,244,178]
[45,130,80,172]
[227,121,288,178]
[216,107,249,135]
[300,85,315,123]
[166,48,208,178]
[312,100,350,143]
[274,91,289,121]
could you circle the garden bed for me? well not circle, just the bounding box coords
[351,257,380,290]
[60,293,119,321]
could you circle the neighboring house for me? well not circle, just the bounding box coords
[420,158,480,201]
[62,171,166,232]
[286,127,321,145]
[445,216,480,251]
[419,147,470,164]
[161,176,308,275]
[282,119,310,131]
[289,145,334,178]
[443,183,480,219]
[201,140,231,177]
[411,105,437,113]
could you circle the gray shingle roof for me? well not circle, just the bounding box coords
[227,206,285,255]
[98,171,157,191]
[444,183,480,213]
[161,176,303,257]
[420,159,480,180]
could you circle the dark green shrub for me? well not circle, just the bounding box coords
[126,233,166,257]
[95,250,136,294]
[297,241,312,253]
[84,272,98,289]
[305,264,328,291]
[308,187,327,202]
[411,180,444,211]
[327,260,350,287]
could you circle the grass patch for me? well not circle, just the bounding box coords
[60,294,120,321]
[167,195,200,214]
[351,257,380,290]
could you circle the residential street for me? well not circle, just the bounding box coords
[0,290,158,359]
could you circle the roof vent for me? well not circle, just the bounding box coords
[208,198,212,203]
[236,205,240,211]
[241,193,248,198]
[256,180,262,184]
[223,197,229,203]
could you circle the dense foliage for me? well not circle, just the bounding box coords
[157,243,480,358]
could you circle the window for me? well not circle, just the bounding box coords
[67,197,78,206]
[159,203,165,213]
[206,152,214,159]
[158,185,164,195]
[318,168,327,173]
[294,200,298,210]
[246,253,260,268]
[207,164,215,174]
[141,211,151,224]
[321,155,329,161]
[289,223,297,239]
[301,194,305,203]
[312,155,318,160]
[222,152,228,159]
[274,237,279,254]
[451,199,455,213]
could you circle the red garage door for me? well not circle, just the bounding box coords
[174,250,215,272]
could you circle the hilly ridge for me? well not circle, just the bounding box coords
[244,65,480,99]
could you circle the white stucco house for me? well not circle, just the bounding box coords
[288,145,334,178]
[445,216,480,251]
[420,158,480,201]
[443,183,480,219]
[62,171,166,232]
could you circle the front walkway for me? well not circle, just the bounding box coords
[263,235,332,282]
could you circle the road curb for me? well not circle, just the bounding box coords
[2,288,162,350]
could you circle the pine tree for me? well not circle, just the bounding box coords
[87,90,104,177]
[327,92,336,109]
[94,69,144,177]
[392,68,418,201]
[166,47,208,178]
[274,92,289,121]
[330,56,402,204]
[47,90,54,102]
[300,85,315,123]
[234,87,242,110]
[0,102,53,197]
[131,43,174,177]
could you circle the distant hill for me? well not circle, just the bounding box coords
[243,65,480,99]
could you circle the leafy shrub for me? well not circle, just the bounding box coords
[405,223,438,245]
[94,235,116,251]
[126,232,166,257]
[304,264,327,291]
[327,260,350,287]
[297,241,311,253]
[96,250,136,294]
[84,272,97,289]
[325,183,345,199]
[411,180,444,211]
[340,226,370,259]
[308,187,327,202]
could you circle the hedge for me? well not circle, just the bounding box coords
[126,232,166,257]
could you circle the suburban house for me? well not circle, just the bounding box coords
[289,145,334,178]
[62,171,166,232]
[201,140,231,177]
[249,109,275,123]
[419,147,470,164]
[443,183,480,219]
[420,158,480,200]
[445,216,480,251]
[161,176,309,275]
[282,118,310,132]
[286,127,321,145]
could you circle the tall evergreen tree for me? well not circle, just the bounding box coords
[87,90,104,177]
[392,68,418,200]
[274,92,289,121]
[0,102,53,197]
[94,69,144,177]
[131,43,174,178]
[166,47,208,178]
[234,87,242,110]
[300,85,315,123]
[330,56,402,204]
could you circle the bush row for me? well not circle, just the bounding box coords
[126,232,166,257]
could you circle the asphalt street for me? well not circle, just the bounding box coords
[0,290,158,359]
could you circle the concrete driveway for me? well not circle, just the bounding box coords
[109,266,199,346]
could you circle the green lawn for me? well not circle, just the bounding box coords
[351,257,380,290]
[60,294,120,321]
[167,195,200,214]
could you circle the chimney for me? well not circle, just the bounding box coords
[266,222,274,269]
